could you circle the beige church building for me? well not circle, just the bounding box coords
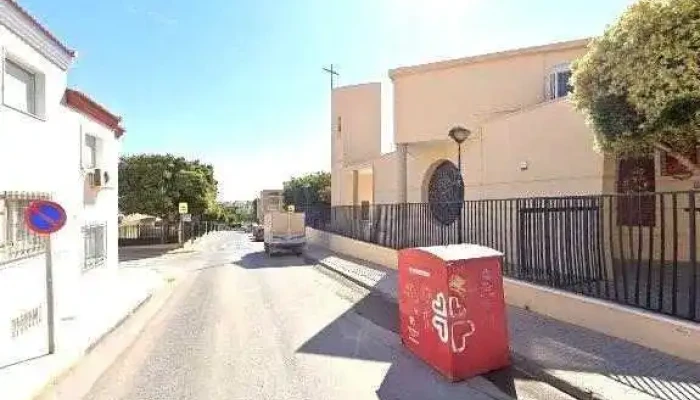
[331,38,694,209]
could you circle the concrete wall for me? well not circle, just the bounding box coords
[505,278,700,363]
[306,227,398,269]
[392,41,587,144]
[307,229,699,363]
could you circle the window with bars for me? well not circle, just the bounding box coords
[83,224,106,272]
[0,193,48,265]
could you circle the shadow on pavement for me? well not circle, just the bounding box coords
[118,244,182,262]
[235,251,309,270]
[509,307,700,400]
[296,291,507,400]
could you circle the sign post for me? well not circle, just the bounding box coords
[24,200,67,357]
[178,202,189,244]
[25,201,67,235]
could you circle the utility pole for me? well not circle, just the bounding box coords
[323,64,339,90]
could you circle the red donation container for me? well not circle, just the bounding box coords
[398,244,510,381]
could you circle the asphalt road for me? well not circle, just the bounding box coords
[83,232,572,400]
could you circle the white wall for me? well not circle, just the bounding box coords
[0,23,76,323]
[0,21,120,324]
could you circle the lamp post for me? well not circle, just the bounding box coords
[448,126,471,243]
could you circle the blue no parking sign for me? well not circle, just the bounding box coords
[25,200,67,235]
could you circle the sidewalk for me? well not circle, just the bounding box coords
[0,249,185,400]
[305,245,700,400]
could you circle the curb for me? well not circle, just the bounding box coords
[84,293,153,354]
[305,251,600,400]
[32,276,180,400]
[29,291,154,400]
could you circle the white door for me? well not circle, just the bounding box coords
[0,253,50,368]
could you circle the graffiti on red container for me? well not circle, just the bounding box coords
[449,274,468,297]
[430,292,475,353]
[479,268,497,301]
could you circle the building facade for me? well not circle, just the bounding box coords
[332,38,695,207]
[0,0,123,367]
[325,38,700,323]
[256,189,284,222]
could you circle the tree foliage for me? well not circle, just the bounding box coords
[119,154,219,220]
[571,0,700,173]
[282,172,331,208]
[215,201,256,225]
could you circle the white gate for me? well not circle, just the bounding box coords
[0,193,52,369]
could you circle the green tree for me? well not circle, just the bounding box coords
[572,0,700,175]
[119,154,219,220]
[251,198,259,222]
[282,172,331,208]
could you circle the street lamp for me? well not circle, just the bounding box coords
[448,126,471,244]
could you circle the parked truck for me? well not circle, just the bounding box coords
[263,209,306,256]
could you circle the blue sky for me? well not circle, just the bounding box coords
[22,0,635,200]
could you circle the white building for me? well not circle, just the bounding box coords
[0,0,123,367]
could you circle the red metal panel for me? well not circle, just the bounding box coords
[399,246,510,381]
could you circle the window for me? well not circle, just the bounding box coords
[83,135,98,169]
[0,194,47,264]
[616,158,656,227]
[83,224,106,272]
[548,64,573,100]
[3,59,37,115]
[661,149,698,177]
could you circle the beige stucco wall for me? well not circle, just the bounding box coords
[332,83,382,166]
[403,100,606,203]
[330,83,382,206]
[373,152,400,204]
[357,171,373,204]
[392,42,587,144]
[479,99,605,198]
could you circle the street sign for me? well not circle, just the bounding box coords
[181,213,192,222]
[25,200,67,235]
[287,205,295,213]
[178,202,188,214]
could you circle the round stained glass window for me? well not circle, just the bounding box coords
[428,161,464,225]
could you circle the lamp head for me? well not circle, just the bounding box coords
[448,126,471,144]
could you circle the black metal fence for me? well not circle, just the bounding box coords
[118,221,229,246]
[118,223,179,246]
[303,192,700,322]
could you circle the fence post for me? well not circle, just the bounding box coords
[689,191,697,321]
